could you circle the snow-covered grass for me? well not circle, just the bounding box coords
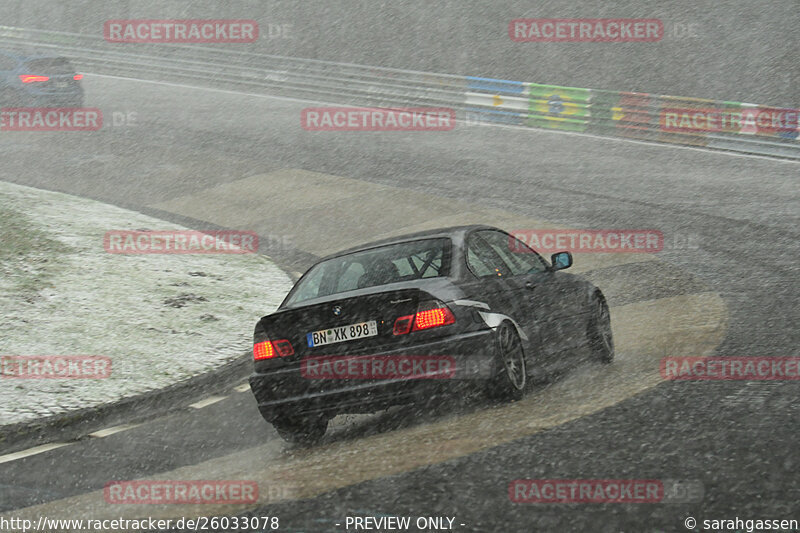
[0,181,293,426]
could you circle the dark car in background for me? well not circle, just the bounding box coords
[0,51,84,107]
[249,225,614,444]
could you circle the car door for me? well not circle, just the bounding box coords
[459,230,547,365]
[475,229,584,359]
[460,231,514,315]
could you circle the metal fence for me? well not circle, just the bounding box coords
[1,25,797,159]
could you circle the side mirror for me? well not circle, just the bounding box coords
[550,251,573,271]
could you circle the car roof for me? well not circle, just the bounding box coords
[320,224,500,260]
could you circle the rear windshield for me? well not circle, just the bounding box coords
[285,238,451,306]
[22,57,75,74]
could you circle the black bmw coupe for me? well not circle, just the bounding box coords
[249,225,613,443]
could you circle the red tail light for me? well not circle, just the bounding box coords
[393,301,456,335]
[253,340,274,360]
[254,339,294,360]
[19,75,49,83]
[73,74,83,81]
[414,307,456,330]
[393,315,414,335]
[273,339,295,357]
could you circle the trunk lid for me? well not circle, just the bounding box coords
[262,287,430,357]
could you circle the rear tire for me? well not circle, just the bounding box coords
[486,322,526,401]
[272,415,328,445]
[588,293,614,364]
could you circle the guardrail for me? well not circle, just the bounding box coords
[0,25,797,159]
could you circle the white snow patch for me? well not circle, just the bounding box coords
[0,181,293,426]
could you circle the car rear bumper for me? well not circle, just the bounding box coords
[249,329,496,422]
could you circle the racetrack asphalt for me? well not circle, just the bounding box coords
[0,75,797,532]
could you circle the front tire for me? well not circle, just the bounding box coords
[486,322,526,401]
[588,293,614,363]
[272,414,328,445]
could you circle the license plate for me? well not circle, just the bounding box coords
[55,82,68,88]
[307,320,378,347]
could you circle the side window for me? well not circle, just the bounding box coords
[466,234,508,278]
[477,230,548,275]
